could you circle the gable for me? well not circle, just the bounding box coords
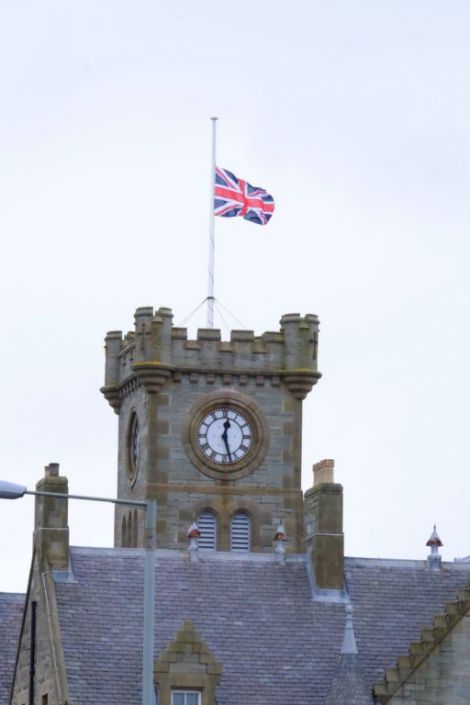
[374,586,470,704]
[388,610,470,704]
[0,593,24,705]
[9,557,70,705]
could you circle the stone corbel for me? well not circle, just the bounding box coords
[132,361,173,394]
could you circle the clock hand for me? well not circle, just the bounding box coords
[221,420,232,462]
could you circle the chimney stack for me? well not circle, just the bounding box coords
[34,463,69,570]
[304,459,344,590]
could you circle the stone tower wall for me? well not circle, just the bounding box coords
[103,306,321,552]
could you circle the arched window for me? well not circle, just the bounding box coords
[197,511,217,550]
[126,511,133,548]
[121,515,127,547]
[231,511,251,552]
[132,509,138,547]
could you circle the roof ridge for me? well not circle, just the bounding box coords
[68,545,308,563]
[345,556,469,569]
[373,584,470,703]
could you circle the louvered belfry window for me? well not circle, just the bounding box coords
[197,511,216,550]
[231,512,251,552]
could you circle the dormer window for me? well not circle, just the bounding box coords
[156,622,222,705]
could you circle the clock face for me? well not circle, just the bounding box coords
[127,413,140,485]
[183,391,268,481]
[132,419,140,467]
[197,407,253,465]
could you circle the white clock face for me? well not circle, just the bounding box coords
[197,406,254,465]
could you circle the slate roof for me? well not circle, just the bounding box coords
[0,592,24,705]
[344,557,470,688]
[325,653,373,705]
[53,548,470,705]
[325,605,373,705]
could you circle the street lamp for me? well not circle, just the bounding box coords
[0,480,157,705]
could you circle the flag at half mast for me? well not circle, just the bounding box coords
[214,167,275,225]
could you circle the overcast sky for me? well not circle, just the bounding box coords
[1,1,469,592]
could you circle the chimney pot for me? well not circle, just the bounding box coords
[313,458,335,485]
[45,463,60,477]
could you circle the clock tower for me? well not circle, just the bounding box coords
[101,306,321,552]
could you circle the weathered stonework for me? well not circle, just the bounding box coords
[375,588,470,704]
[11,465,71,705]
[304,460,344,590]
[12,573,70,705]
[34,464,69,571]
[101,307,321,552]
[155,621,223,705]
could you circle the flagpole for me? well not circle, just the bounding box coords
[207,116,217,328]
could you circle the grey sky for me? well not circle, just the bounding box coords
[1,1,469,592]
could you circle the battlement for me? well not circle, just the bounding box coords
[101,306,321,410]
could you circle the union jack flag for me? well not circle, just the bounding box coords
[214,167,275,225]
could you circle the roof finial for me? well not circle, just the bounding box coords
[341,604,358,655]
[186,521,201,562]
[426,524,443,570]
[273,520,287,563]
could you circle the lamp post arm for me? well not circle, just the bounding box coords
[23,489,147,508]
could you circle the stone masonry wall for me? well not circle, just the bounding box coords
[158,376,302,550]
[114,375,304,551]
[389,611,470,705]
[106,306,320,553]
[11,565,69,705]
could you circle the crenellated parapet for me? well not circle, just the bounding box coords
[101,306,321,412]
